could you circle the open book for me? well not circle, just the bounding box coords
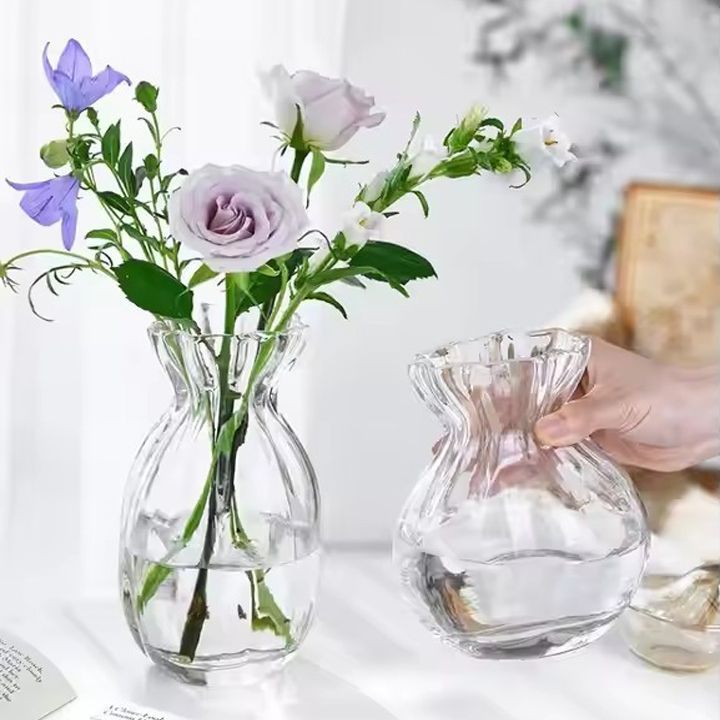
[0,631,185,720]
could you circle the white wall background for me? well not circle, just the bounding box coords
[0,0,588,602]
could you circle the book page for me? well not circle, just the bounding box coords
[88,702,188,720]
[0,630,76,720]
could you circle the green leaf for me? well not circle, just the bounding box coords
[309,266,369,288]
[135,81,159,113]
[478,117,504,134]
[143,153,159,179]
[510,117,523,136]
[85,228,118,242]
[114,259,193,319]
[310,264,408,297]
[253,576,290,642]
[121,224,156,247]
[307,291,348,319]
[233,250,310,316]
[340,275,367,288]
[188,263,219,289]
[138,117,158,145]
[411,190,430,218]
[233,272,279,315]
[118,142,135,196]
[160,169,187,194]
[101,122,121,166]
[97,191,132,216]
[307,149,326,197]
[71,138,91,164]
[256,264,280,277]
[349,241,436,285]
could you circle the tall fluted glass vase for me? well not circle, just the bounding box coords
[120,319,320,685]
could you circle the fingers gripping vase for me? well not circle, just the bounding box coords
[120,321,320,684]
[394,329,649,659]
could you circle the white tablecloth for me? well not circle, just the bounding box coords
[7,552,719,720]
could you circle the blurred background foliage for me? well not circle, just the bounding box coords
[465,0,720,287]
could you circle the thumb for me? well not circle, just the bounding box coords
[535,396,623,446]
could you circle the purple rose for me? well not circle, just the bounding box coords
[264,65,385,151]
[169,164,309,272]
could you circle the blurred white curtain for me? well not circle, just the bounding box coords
[0,0,348,606]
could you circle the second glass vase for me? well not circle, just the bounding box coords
[394,329,649,659]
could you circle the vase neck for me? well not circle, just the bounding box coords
[410,329,589,437]
[148,321,306,410]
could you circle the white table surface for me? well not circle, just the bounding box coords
[6,551,719,720]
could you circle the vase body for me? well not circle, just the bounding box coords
[394,329,649,659]
[120,320,320,685]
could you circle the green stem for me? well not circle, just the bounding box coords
[178,278,240,660]
[105,165,157,264]
[3,249,115,279]
[147,110,177,276]
[84,168,132,262]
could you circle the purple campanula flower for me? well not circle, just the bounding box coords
[43,39,130,112]
[6,175,81,250]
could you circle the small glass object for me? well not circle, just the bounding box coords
[394,329,650,659]
[622,565,720,672]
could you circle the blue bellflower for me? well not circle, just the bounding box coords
[43,38,130,112]
[6,175,80,250]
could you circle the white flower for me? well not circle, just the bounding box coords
[513,114,576,168]
[342,201,386,250]
[409,136,448,179]
[262,65,385,151]
[361,170,390,204]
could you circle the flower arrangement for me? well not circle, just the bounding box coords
[3,39,571,667]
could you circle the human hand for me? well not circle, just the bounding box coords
[534,338,720,471]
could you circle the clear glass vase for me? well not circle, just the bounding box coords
[394,329,650,659]
[120,319,320,685]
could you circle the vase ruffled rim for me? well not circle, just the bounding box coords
[148,316,308,343]
[411,327,590,370]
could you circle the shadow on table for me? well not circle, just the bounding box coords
[134,658,399,720]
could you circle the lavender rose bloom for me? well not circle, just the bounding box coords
[169,164,308,272]
[264,65,385,151]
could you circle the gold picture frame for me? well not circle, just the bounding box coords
[616,183,720,365]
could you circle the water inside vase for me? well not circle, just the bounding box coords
[122,545,321,684]
[397,518,646,658]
